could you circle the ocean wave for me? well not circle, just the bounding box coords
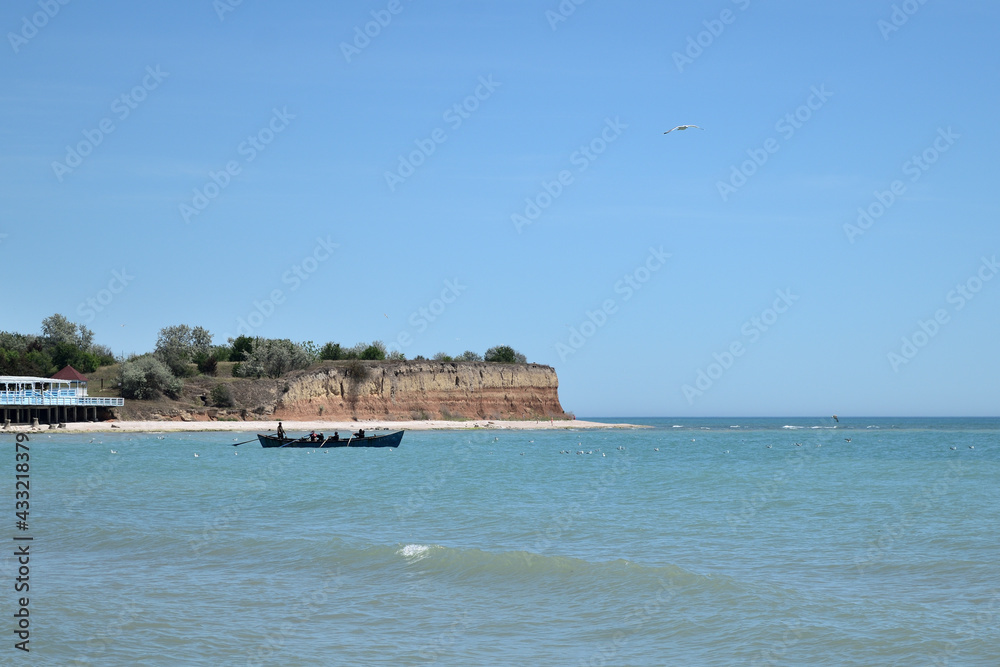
[782,425,803,430]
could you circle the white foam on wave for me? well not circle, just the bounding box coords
[672,425,683,428]
[398,544,434,560]
[783,425,802,430]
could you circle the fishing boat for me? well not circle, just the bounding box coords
[256,430,404,448]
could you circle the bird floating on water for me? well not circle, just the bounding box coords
[110,449,118,454]
[663,125,702,134]
[193,453,199,458]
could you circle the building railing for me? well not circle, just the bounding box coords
[0,392,123,407]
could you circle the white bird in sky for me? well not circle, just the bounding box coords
[663,125,703,134]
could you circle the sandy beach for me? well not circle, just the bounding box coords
[2,418,641,434]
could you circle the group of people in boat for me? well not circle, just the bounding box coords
[276,421,366,443]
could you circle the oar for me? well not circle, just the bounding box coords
[279,435,313,448]
[231,438,259,447]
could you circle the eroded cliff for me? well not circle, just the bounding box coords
[272,361,568,421]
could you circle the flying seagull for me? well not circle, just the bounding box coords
[663,125,702,134]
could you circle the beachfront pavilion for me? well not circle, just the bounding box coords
[0,367,124,426]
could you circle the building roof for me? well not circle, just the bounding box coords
[51,365,89,382]
[0,376,63,384]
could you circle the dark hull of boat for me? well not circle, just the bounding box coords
[257,431,404,448]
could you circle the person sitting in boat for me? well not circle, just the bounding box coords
[354,428,365,438]
[316,432,324,442]
[331,432,339,441]
[276,422,285,439]
[309,431,317,442]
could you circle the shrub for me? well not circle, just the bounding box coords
[210,384,234,407]
[195,352,218,376]
[433,352,453,362]
[360,341,386,361]
[320,342,343,361]
[457,350,483,362]
[234,338,312,378]
[120,355,181,400]
[484,345,526,364]
[229,335,254,362]
[344,359,369,381]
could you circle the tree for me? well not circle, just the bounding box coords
[119,355,181,400]
[228,335,254,362]
[484,345,526,363]
[360,341,386,361]
[234,338,312,378]
[457,350,483,362]
[155,325,213,376]
[433,352,453,362]
[319,342,343,361]
[41,313,94,349]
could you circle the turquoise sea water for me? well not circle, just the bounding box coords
[12,417,1000,665]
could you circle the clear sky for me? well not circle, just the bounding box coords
[2,1,997,417]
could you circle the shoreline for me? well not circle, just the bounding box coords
[1,419,643,434]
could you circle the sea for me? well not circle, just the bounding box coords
[12,417,999,666]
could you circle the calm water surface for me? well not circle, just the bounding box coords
[13,417,1000,665]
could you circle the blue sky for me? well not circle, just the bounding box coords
[2,0,998,417]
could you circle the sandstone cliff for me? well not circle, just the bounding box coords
[272,361,568,421]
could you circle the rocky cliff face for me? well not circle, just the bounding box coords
[271,361,568,421]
